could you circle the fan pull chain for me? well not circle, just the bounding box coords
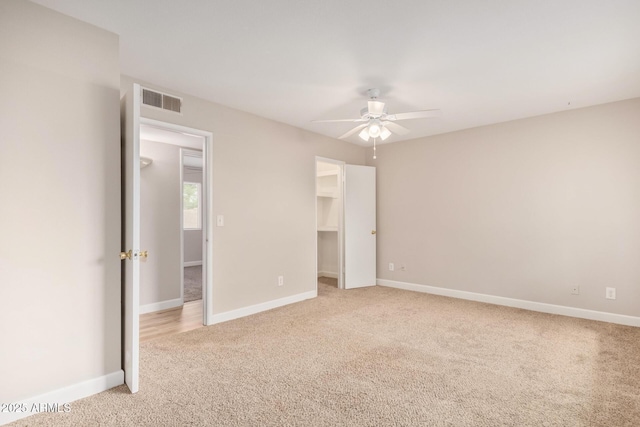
[373,137,377,159]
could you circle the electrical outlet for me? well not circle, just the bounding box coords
[571,286,580,295]
[278,276,284,286]
[606,287,616,300]
[388,263,395,271]
[400,264,406,272]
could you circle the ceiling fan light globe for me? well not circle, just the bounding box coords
[380,127,391,140]
[368,123,381,138]
[358,128,370,141]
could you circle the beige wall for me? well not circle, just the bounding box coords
[140,140,182,305]
[0,0,121,402]
[121,76,367,314]
[318,232,339,276]
[369,98,640,317]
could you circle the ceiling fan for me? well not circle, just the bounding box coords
[313,88,441,142]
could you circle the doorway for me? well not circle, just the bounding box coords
[315,157,378,293]
[182,149,204,305]
[316,157,345,291]
[137,124,209,342]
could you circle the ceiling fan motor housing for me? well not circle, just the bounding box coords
[361,103,387,119]
[366,88,381,99]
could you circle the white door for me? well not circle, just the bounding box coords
[121,83,141,393]
[344,165,376,289]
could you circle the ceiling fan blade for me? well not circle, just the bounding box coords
[387,109,442,121]
[312,118,367,123]
[367,100,386,116]
[338,123,368,139]
[382,121,410,135]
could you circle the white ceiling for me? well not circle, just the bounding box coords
[33,0,640,146]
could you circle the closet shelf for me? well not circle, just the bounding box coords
[317,191,338,198]
[317,170,339,177]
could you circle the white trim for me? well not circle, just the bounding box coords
[377,279,640,327]
[179,148,185,305]
[0,370,123,426]
[207,290,317,326]
[317,271,338,279]
[139,297,183,314]
[202,127,213,326]
[184,261,203,267]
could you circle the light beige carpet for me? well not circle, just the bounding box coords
[318,276,338,288]
[11,283,640,426]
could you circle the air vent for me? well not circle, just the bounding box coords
[141,87,182,114]
[162,94,181,112]
[142,88,162,108]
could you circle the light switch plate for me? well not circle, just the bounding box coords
[217,215,224,227]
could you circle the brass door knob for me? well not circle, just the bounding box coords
[371,230,377,235]
[120,250,132,260]
[139,250,148,259]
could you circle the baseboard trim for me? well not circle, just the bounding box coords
[140,297,183,314]
[0,370,124,426]
[207,290,317,326]
[377,279,640,327]
[184,261,202,267]
[317,271,338,279]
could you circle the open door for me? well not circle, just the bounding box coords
[120,83,141,393]
[344,165,376,289]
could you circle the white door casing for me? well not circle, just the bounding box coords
[344,165,376,289]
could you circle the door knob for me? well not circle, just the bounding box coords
[120,250,132,260]
[371,230,377,235]
[139,250,148,259]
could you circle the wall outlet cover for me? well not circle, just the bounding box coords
[606,287,616,300]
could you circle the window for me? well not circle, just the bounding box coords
[183,182,201,229]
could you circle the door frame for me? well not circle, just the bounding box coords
[139,117,214,326]
[315,157,345,291]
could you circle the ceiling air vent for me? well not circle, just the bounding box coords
[141,87,182,114]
